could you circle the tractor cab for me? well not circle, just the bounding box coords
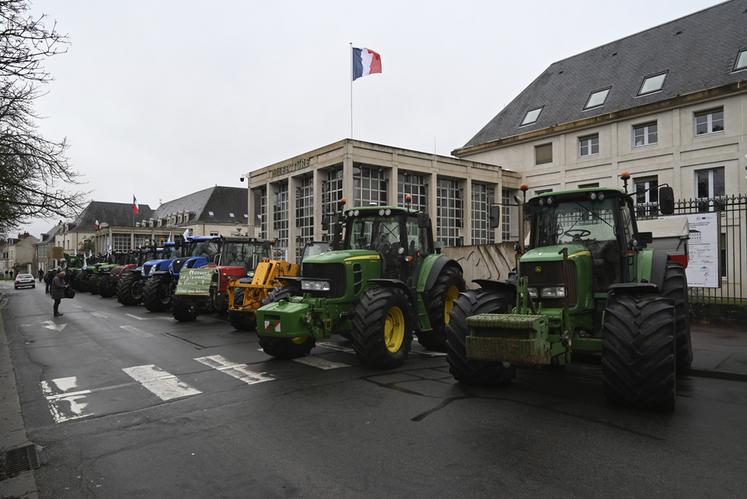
[217,238,272,273]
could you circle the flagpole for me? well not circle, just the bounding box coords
[349,42,353,139]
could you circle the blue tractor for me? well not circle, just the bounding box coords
[117,243,179,306]
[142,236,222,312]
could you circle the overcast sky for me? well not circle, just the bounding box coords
[22,0,718,237]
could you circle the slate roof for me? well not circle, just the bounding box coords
[460,0,747,150]
[70,201,154,232]
[39,223,64,243]
[152,186,247,225]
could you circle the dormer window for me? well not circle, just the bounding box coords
[584,88,610,110]
[735,49,747,71]
[638,72,667,95]
[208,211,214,216]
[520,107,543,126]
[229,212,235,218]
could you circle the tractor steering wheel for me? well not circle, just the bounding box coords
[564,229,591,240]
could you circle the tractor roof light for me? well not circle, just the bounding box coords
[598,192,605,201]
[546,196,553,205]
[385,209,391,216]
[379,209,385,216]
[590,192,597,200]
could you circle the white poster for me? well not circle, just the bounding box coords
[686,212,720,288]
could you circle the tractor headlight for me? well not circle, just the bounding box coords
[301,280,331,292]
[527,287,538,298]
[541,286,566,298]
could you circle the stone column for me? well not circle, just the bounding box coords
[313,168,322,240]
[288,175,297,262]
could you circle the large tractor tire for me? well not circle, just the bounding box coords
[601,292,676,411]
[228,288,256,331]
[143,274,174,312]
[117,272,143,305]
[88,274,100,295]
[419,265,465,352]
[661,262,692,373]
[98,275,116,298]
[259,336,315,360]
[172,296,198,322]
[351,287,412,369]
[74,271,89,292]
[446,288,516,385]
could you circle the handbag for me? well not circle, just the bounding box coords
[64,287,76,299]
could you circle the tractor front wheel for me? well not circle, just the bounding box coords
[351,287,412,369]
[143,274,174,312]
[420,265,465,352]
[172,296,198,322]
[259,336,314,359]
[98,275,116,298]
[601,291,676,411]
[446,289,516,385]
[117,272,142,305]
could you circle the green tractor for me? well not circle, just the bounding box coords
[446,183,691,411]
[255,197,465,369]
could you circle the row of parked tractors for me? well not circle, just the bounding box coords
[64,183,692,411]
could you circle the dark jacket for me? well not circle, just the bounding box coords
[51,275,68,300]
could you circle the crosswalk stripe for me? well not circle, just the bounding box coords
[293,356,350,370]
[120,325,153,338]
[194,354,274,385]
[40,376,94,423]
[122,364,201,401]
[316,341,355,354]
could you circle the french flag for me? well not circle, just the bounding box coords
[352,47,382,81]
[132,195,139,215]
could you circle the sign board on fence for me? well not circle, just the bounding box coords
[685,212,720,289]
[175,267,214,296]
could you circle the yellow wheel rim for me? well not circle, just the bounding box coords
[291,336,308,345]
[444,285,460,325]
[384,306,405,353]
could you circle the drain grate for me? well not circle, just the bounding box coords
[0,444,40,481]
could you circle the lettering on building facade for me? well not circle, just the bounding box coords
[270,157,311,178]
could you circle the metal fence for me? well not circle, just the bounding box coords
[638,195,746,306]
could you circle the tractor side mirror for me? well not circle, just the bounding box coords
[659,186,675,215]
[489,205,501,228]
[321,219,329,231]
[434,241,443,254]
[213,253,221,264]
[417,212,429,228]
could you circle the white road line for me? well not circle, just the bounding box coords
[126,313,172,321]
[125,313,148,320]
[316,341,355,354]
[293,356,350,370]
[411,345,448,357]
[122,364,201,401]
[194,355,274,385]
[40,376,93,423]
[90,311,109,319]
[120,325,153,338]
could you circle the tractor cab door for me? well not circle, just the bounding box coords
[403,215,431,289]
[371,217,406,280]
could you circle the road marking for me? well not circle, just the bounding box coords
[120,325,153,338]
[316,341,355,354]
[122,364,201,401]
[411,345,448,358]
[194,355,274,385]
[40,320,66,332]
[293,356,350,370]
[40,376,93,423]
[126,313,172,321]
[125,313,148,320]
[90,311,109,319]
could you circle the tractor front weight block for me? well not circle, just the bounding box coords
[256,300,315,339]
[465,314,552,365]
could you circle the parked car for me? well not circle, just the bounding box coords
[14,273,36,289]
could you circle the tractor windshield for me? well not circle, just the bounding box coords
[346,216,401,251]
[190,241,220,258]
[221,242,269,268]
[532,198,618,247]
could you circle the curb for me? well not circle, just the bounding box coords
[687,368,747,383]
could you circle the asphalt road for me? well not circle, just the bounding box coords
[2,282,747,498]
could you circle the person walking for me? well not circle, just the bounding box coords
[38,268,44,283]
[44,269,54,294]
[51,270,68,317]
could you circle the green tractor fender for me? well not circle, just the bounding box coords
[417,254,462,294]
[634,249,669,291]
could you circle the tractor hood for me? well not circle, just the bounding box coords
[520,244,588,263]
[302,248,380,265]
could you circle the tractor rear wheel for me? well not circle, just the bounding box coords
[88,274,100,295]
[172,296,198,322]
[98,275,116,298]
[143,274,173,312]
[117,272,142,305]
[351,287,412,369]
[446,288,516,385]
[601,292,676,411]
[419,265,465,352]
[661,262,692,373]
[259,336,314,359]
[74,272,88,292]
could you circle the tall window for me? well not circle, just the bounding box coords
[501,188,516,242]
[695,167,725,199]
[634,176,658,217]
[535,143,552,165]
[252,188,267,239]
[112,234,130,252]
[578,134,599,156]
[353,165,387,206]
[633,121,658,147]
[273,182,289,253]
[398,171,427,212]
[436,178,463,247]
[295,175,314,262]
[322,166,343,240]
[471,183,495,245]
[694,107,724,135]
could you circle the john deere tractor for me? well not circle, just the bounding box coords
[255,198,465,369]
[446,184,691,411]
[226,241,329,331]
[171,238,276,322]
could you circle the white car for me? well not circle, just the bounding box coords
[14,273,36,289]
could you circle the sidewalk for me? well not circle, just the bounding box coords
[690,322,747,378]
[0,289,39,498]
